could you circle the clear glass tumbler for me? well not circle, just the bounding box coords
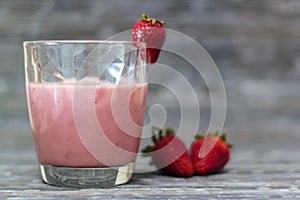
[23,40,147,187]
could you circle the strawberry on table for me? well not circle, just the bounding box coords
[191,130,232,175]
[132,14,166,64]
[142,127,194,177]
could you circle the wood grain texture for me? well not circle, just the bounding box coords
[1,134,300,199]
[1,163,300,199]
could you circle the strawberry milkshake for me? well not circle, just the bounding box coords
[27,80,147,168]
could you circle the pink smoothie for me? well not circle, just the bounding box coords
[27,80,147,167]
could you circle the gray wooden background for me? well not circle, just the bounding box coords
[0,0,300,158]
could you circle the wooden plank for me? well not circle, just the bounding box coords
[1,158,300,199]
[1,132,300,199]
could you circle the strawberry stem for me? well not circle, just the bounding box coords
[165,128,174,136]
[195,134,204,140]
[152,133,157,143]
[141,14,165,25]
[158,129,163,140]
[141,145,153,154]
[151,19,157,25]
[212,129,220,137]
[195,130,233,149]
[220,133,226,142]
[141,14,149,21]
[152,126,161,143]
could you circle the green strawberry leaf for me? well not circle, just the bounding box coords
[141,145,153,157]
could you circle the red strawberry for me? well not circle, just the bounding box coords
[191,130,232,175]
[132,14,166,64]
[142,127,194,177]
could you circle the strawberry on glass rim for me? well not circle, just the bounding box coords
[132,14,166,64]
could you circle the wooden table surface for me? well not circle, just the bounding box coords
[1,132,300,199]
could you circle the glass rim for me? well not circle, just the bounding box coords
[23,40,146,47]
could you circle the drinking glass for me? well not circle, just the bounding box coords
[23,40,147,187]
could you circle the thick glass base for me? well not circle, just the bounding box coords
[39,163,134,188]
